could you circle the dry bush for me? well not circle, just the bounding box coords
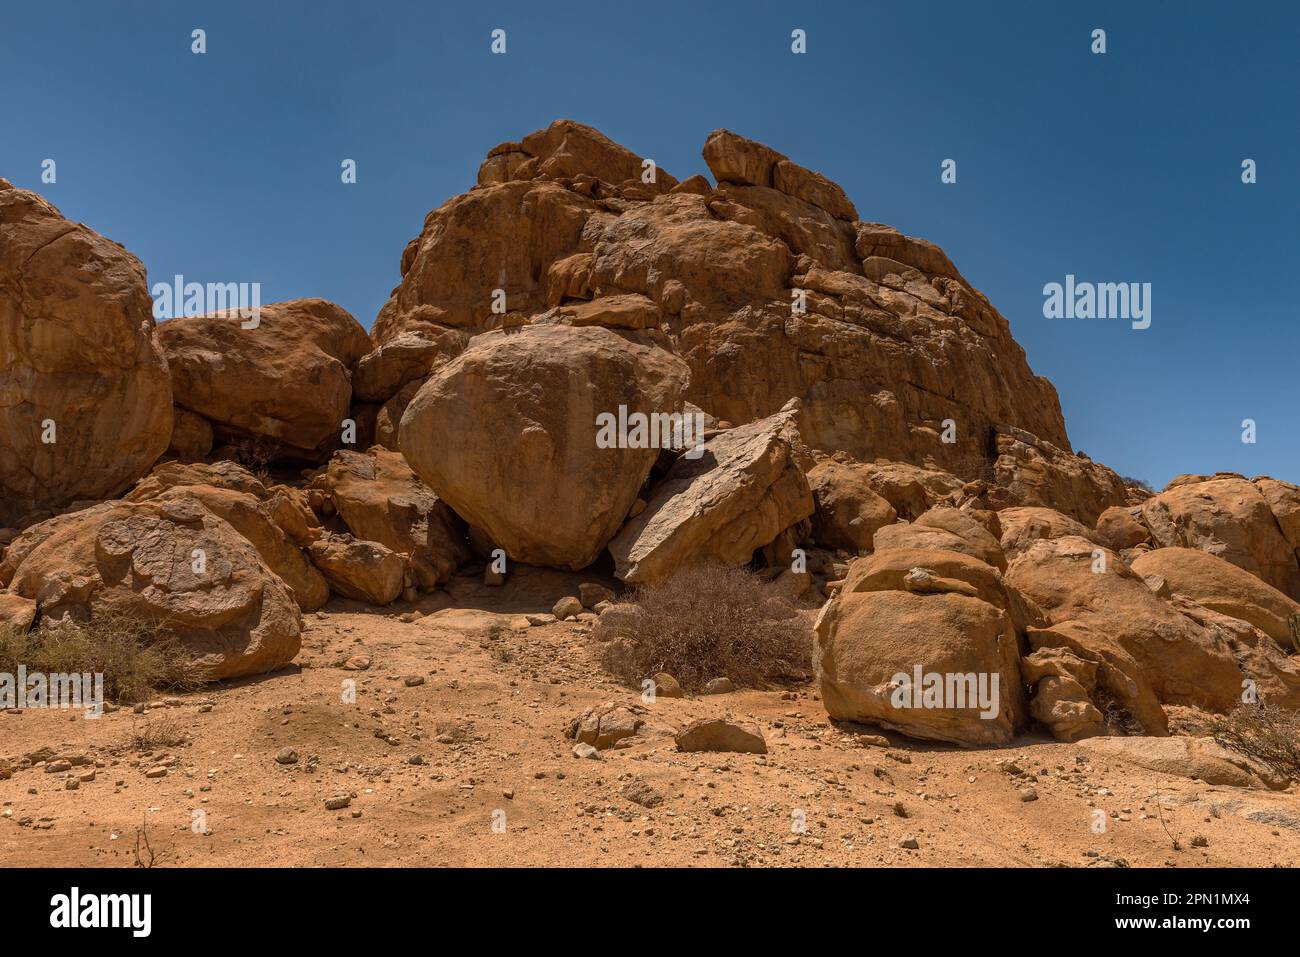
[126,712,190,752]
[595,564,811,691]
[1208,699,1300,782]
[0,613,210,704]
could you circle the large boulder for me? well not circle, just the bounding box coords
[807,458,897,552]
[1131,547,1300,650]
[0,497,301,679]
[0,179,172,526]
[148,485,329,612]
[1139,475,1300,599]
[308,447,469,590]
[156,297,371,460]
[607,406,814,584]
[813,588,1025,746]
[399,324,689,569]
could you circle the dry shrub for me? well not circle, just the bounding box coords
[596,564,811,691]
[126,712,190,752]
[1208,699,1300,782]
[0,612,210,704]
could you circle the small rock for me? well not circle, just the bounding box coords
[403,675,425,687]
[553,596,584,621]
[650,673,684,699]
[324,795,351,810]
[1020,788,1039,802]
[572,743,601,760]
[579,583,615,608]
[703,677,735,695]
[274,748,299,765]
[343,655,371,671]
[900,835,919,849]
[621,778,664,808]
[674,718,767,754]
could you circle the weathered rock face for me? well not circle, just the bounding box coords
[307,533,407,605]
[308,448,469,590]
[607,407,814,584]
[369,120,1076,491]
[1130,547,1300,650]
[997,506,1097,560]
[0,179,172,526]
[400,324,689,569]
[149,485,329,612]
[814,586,1025,747]
[1139,475,1300,600]
[983,426,1137,525]
[0,497,301,679]
[807,458,897,552]
[156,298,371,460]
[1005,536,1278,720]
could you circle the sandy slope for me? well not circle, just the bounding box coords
[1,569,1297,869]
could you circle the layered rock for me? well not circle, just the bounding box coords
[156,298,371,460]
[399,324,689,569]
[0,497,301,679]
[607,406,814,584]
[0,179,172,526]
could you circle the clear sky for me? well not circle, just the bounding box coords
[4,1,1296,489]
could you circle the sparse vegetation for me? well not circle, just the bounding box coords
[1208,699,1300,783]
[595,564,812,691]
[0,613,210,704]
[1121,475,1156,495]
[125,712,190,752]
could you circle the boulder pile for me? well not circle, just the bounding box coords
[2,123,1298,755]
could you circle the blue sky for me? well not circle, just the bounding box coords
[4,0,1296,488]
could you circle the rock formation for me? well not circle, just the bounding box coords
[0,179,172,526]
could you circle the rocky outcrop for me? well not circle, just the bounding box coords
[983,425,1137,524]
[607,406,814,584]
[1139,474,1300,600]
[156,297,371,461]
[308,447,469,590]
[1006,536,1298,723]
[1130,547,1300,650]
[0,497,301,679]
[400,324,689,569]
[370,120,1077,492]
[0,179,172,526]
